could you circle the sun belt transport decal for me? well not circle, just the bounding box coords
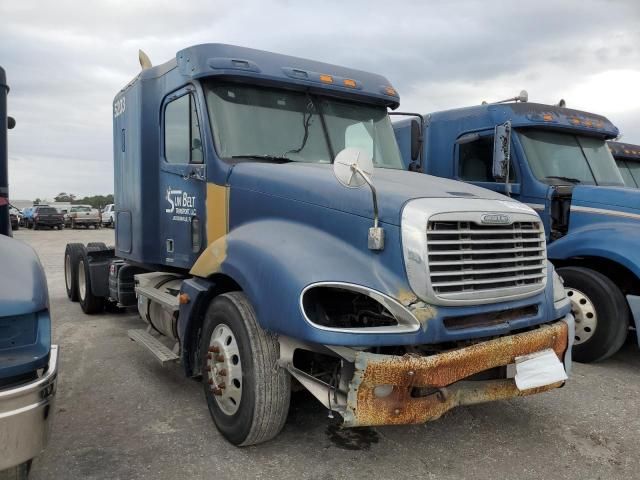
[165,187,197,222]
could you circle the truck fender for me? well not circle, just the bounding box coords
[189,218,409,338]
[547,223,640,280]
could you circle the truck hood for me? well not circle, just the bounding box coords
[0,235,48,316]
[230,162,512,225]
[571,185,640,214]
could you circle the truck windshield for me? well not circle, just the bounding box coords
[615,159,640,188]
[204,82,404,169]
[518,130,625,186]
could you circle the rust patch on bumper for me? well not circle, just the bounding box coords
[344,321,568,427]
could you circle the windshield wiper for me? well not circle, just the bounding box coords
[231,154,293,163]
[544,175,581,184]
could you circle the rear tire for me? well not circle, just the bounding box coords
[201,292,290,446]
[558,266,629,363]
[77,251,105,314]
[0,461,31,480]
[64,243,85,301]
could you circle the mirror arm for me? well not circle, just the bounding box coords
[351,164,379,228]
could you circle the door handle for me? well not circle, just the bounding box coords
[183,170,206,181]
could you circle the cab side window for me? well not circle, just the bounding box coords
[164,93,203,164]
[459,135,515,182]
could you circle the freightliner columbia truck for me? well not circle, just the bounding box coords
[0,67,58,479]
[609,141,640,188]
[64,45,573,446]
[393,93,640,363]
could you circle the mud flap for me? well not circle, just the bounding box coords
[627,295,640,346]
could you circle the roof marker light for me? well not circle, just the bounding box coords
[384,86,397,96]
[543,114,553,121]
[320,74,333,84]
[343,78,357,88]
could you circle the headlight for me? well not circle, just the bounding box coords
[553,270,567,303]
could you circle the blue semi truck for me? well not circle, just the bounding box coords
[64,45,573,445]
[609,141,640,188]
[393,95,640,363]
[0,67,58,478]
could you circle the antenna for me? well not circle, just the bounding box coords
[556,99,566,108]
[484,90,528,105]
[139,50,152,70]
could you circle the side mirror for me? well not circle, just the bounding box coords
[492,121,512,181]
[333,147,374,188]
[7,116,15,129]
[410,119,422,161]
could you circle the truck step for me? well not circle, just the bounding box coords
[135,283,180,313]
[128,329,179,365]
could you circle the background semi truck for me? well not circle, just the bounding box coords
[609,141,640,188]
[0,67,58,479]
[393,95,640,362]
[64,45,573,445]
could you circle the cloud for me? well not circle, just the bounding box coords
[2,0,639,199]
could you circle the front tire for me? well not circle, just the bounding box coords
[558,266,629,363]
[200,292,290,446]
[77,251,105,314]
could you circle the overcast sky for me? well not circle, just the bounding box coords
[2,0,639,200]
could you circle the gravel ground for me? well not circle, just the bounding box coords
[13,227,640,480]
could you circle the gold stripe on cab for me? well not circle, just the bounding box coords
[190,183,229,278]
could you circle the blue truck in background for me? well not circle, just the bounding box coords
[63,45,573,445]
[609,141,640,188]
[0,67,58,479]
[393,94,640,363]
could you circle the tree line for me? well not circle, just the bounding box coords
[32,193,114,209]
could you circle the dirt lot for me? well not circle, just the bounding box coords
[13,227,640,480]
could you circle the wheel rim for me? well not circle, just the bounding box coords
[566,287,597,345]
[206,323,243,415]
[78,259,86,301]
[64,254,72,291]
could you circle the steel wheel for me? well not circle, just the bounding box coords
[78,259,86,301]
[566,287,597,345]
[206,323,243,416]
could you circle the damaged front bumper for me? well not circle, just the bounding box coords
[343,316,573,427]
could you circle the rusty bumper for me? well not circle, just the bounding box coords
[343,320,569,427]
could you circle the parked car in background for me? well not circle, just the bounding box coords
[66,205,101,229]
[29,206,65,230]
[101,203,115,227]
[9,206,20,230]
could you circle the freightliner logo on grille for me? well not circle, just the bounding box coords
[480,213,511,225]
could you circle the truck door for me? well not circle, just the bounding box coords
[159,87,207,269]
[455,133,522,199]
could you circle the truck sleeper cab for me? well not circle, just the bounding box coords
[394,100,640,362]
[64,45,572,446]
[1,67,58,479]
[609,141,640,188]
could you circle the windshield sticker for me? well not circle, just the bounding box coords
[165,187,197,222]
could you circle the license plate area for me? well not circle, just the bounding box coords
[511,348,568,391]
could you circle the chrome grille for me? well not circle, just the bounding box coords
[426,220,546,300]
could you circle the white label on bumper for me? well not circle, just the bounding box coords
[514,348,568,391]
